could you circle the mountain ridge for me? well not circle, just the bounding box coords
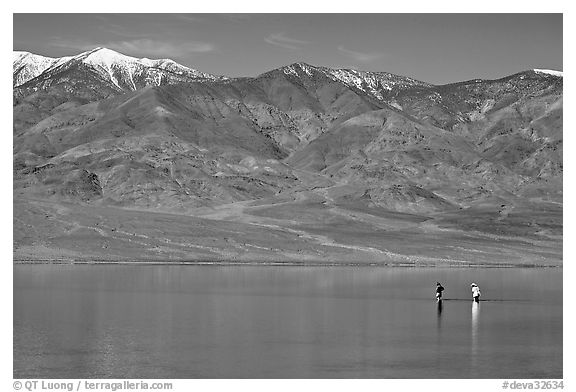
[14,47,563,93]
[13,47,563,265]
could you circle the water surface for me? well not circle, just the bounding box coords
[14,265,562,378]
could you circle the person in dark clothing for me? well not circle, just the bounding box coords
[436,282,445,301]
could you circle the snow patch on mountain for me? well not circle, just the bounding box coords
[281,63,316,79]
[299,63,314,77]
[534,69,563,77]
[13,51,72,86]
[322,67,432,101]
[275,62,432,102]
[282,65,299,78]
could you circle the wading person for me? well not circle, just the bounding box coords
[436,282,445,301]
[471,283,481,302]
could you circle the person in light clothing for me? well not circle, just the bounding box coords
[471,283,481,302]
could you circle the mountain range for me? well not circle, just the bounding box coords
[13,47,563,265]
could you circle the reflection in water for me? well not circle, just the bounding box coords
[14,265,562,379]
[471,301,480,372]
[436,300,443,327]
[435,300,444,343]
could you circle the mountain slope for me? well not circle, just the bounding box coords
[13,49,563,265]
[13,47,227,134]
[388,70,563,130]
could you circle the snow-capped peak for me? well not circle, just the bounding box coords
[13,51,34,62]
[13,51,72,86]
[77,47,139,69]
[13,47,226,90]
[534,69,563,77]
[75,47,222,83]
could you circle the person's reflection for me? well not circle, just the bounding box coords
[471,301,480,372]
[471,301,480,342]
[436,299,443,332]
[437,299,443,316]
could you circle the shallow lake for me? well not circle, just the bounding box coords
[14,264,562,378]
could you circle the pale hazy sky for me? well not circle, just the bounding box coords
[13,14,562,84]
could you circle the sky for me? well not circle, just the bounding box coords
[13,13,563,85]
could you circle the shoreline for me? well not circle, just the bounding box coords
[13,259,562,268]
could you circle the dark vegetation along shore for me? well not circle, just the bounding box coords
[13,49,563,266]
